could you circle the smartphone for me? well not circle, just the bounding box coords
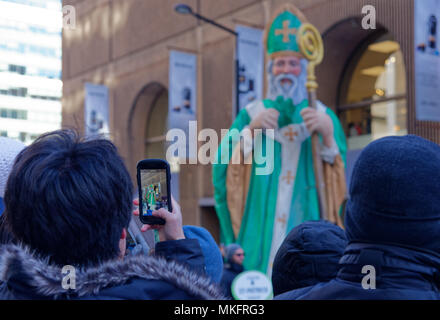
[137,159,172,225]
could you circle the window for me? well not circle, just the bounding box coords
[18,110,27,119]
[0,109,28,120]
[338,34,407,151]
[18,88,27,97]
[8,64,26,75]
[19,132,26,142]
[8,88,27,97]
[29,95,59,101]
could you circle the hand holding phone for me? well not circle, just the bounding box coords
[133,196,185,241]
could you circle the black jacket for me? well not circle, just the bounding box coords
[0,240,225,300]
[220,262,244,299]
[272,220,347,296]
[275,243,440,300]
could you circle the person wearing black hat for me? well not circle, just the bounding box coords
[272,220,347,298]
[275,135,440,300]
[220,243,245,299]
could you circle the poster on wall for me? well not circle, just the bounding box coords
[236,25,264,112]
[168,50,197,161]
[84,83,110,137]
[415,0,440,122]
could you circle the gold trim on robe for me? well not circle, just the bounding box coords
[226,144,347,236]
[226,143,252,239]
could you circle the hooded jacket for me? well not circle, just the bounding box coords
[0,240,225,300]
[272,220,347,297]
[275,242,440,300]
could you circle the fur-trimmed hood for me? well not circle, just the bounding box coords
[0,244,225,300]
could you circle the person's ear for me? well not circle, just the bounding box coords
[121,228,127,240]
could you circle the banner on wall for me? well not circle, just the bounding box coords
[84,83,110,137]
[415,0,440,122]
[168,50,197,161]
[236,25,264,112]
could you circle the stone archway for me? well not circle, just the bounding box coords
[127,82,167,180]
[317,16,388,109]
[318,17,407,186]
[126,82,168,248]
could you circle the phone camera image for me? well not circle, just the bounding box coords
[141,169,169,217]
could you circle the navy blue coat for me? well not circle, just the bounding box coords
[220,262,244,299]
[275,242,440,300]
[0,239,225,300]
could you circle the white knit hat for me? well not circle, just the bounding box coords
[0,137,26,198]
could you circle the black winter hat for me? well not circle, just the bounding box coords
[345,135,440,251]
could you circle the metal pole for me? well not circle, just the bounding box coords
[235,35,240,117]
[192,12,238,36]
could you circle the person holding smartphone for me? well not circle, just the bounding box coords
[0,130,224,300]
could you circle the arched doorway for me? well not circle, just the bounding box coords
[320,17,407,185]
[338,34,407,149]
[144,88,168,159]
[127,82,180,201]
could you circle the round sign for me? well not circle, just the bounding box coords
[231,270,273,300]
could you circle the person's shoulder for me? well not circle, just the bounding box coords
[273,279,347,300]
[221,265,234,277]
[273,284,317,300]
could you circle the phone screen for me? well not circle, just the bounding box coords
[140,169,169,217]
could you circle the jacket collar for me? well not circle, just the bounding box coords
[0,243,225,299]
[337,242,440,291]
[225,261,244,273]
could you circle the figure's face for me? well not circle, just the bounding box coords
[268,55,303,101]
[272,56,302,77]
[231,248,245,265]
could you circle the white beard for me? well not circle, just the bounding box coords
[266,58,309,106]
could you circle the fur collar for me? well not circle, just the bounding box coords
[0,243,225,299]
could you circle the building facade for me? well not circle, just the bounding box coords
[0,0,62,144]
[62,0,439,241]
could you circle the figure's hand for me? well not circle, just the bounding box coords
[301,107,334,147]
[133,197,185,242]
[249,108,280,131]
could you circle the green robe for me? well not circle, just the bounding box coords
[212,96,347,273]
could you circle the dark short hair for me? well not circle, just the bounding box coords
[4,130,133,267]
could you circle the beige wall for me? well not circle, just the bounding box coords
[62,0,434,240]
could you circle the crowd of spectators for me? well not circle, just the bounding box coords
[0,130,439,300]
